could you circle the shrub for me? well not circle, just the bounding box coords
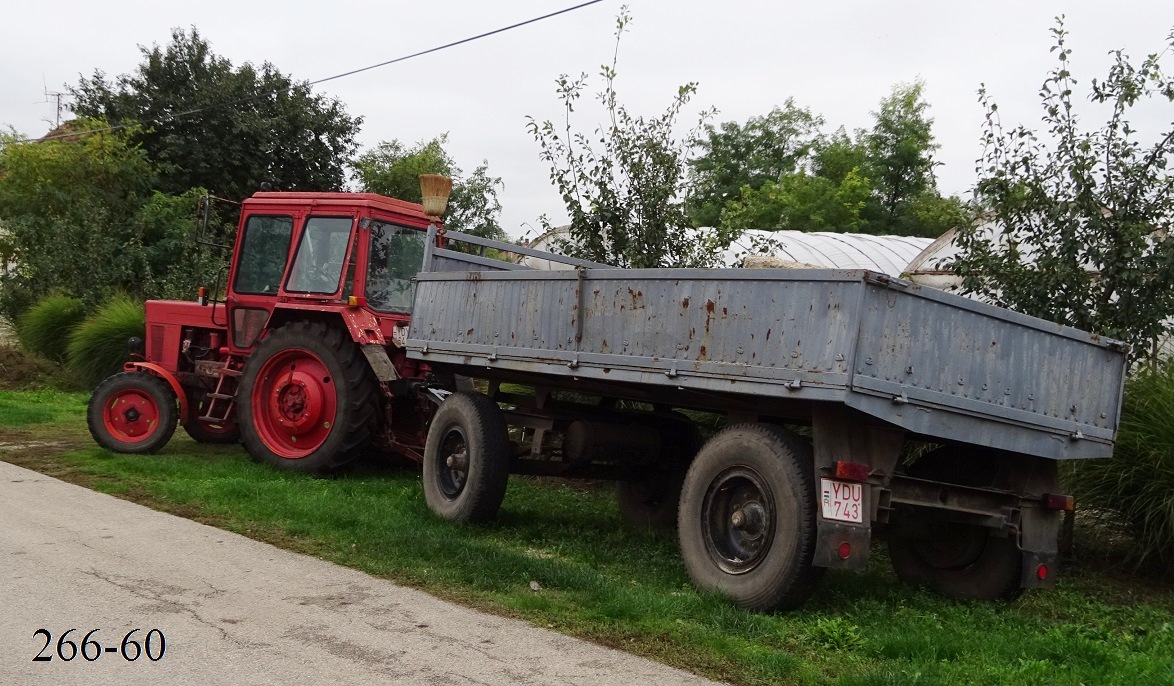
[1065,362,1174,571]
[16,294,86,362]
[66,295,145,389]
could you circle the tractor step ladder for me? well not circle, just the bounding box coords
[200,362,240,424]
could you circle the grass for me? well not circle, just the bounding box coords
[66,294,145,388]
[16,294,86,362]
[1065,362,1174,571]
[2,390,1173,685]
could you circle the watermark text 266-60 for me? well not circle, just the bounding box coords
[32,628,166,662]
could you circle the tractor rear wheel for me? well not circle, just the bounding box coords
[238,321,376,474]
[87,372,178,454]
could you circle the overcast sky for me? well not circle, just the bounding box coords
[2,1,1171,239]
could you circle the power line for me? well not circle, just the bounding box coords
[23,0,605,144]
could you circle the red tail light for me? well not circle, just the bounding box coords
[1042,493,1075,511]
[835,461,870,482]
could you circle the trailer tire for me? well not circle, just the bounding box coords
[423,392,510,523]
[87,372,178,454]
[182,390,241,444]
[888,527,1022,601]
[888,447,1025,601]
[617,414,701,530]
[618,463,688,531]
[678,423,822,612]
[239,321,376,474]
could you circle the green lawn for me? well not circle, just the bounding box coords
[2,389,1172,685]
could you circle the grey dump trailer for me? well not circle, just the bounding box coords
[406,227,1128,612]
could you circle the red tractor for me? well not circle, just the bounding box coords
[86,188,444,473]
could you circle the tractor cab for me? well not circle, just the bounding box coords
[224,192,435,352]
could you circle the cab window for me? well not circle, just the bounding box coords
[233,215,294,295]
[365,220,426,313]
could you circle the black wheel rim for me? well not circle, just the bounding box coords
[436,426,469,500]
[701,466,776,574]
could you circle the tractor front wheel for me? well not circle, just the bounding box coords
[87,372,178,454]
[238,321,376,474]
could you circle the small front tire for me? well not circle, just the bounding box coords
[87,372,178,454]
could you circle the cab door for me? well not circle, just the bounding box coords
[226,211,300,351]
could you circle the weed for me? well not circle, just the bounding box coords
[65,295,144,388]
[17,294,86,362]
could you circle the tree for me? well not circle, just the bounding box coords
[863,81,939,228]
[720,169,872,234]
[0,119,221,319]
[70,27,361,202]
[713,85,966,239]
[946,20,1174,363]
[353,135,506,240]
[527,7,723,268]
[687,100,823,227]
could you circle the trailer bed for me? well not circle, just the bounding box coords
[406,230,1127,460]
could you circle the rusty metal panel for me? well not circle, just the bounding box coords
[407,231,1127,461]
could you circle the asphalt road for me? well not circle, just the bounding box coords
[0,460,722,685]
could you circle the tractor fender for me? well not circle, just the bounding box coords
[123,362,190,423]
[340,307,386,346]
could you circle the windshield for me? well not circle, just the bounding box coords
[286,216,353,294]
[365,220,426,313]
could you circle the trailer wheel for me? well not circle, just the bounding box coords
[239,321,376,474]
[618,463,688,531]
[617,414,701,530]
[87,372,178,454]
[887,448,1028,601]
[423,392,510,523]
[182,391,241,444]
[677,424,822,612]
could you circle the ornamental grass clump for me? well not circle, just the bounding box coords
[66,295,145,389]
[1065,361,1174,571]
[17,294,86,363]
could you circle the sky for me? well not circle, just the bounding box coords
[2,0,1171,240]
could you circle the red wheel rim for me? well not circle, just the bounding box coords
[251,348,337,459]
[103,389,161,443]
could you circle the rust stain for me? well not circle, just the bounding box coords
[706,299,716,313]
[681,296,690,308]
[601,338,609,353]
[699,345,708,360]
[766,328,772,342]
[722,307,728,316]
[466,328,475,336]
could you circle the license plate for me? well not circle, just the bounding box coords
[820,478,864,523]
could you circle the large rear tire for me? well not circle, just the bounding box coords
[238,321,376,474]
[423,392,510,523]
[677,423,822,612]
[87,372,178,454]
